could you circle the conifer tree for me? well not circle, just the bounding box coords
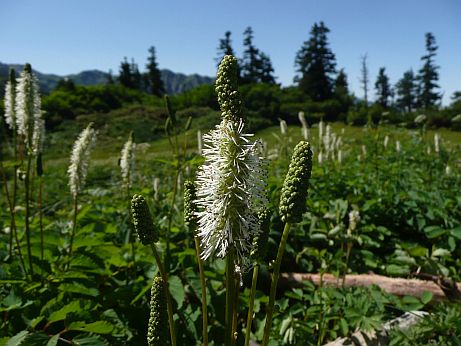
[417,32,440,109]
[395,69,417,113]
[215,31,235,67]
[294,21,336,101]
[241,26,260,84]
[240,26,276,84]
[334,68,352,112]
[259,52,276,84]
[359,54,369,106]
[118,57,133,88]
[375,67,392,108]
[145,46,165,97]
[131,59,142,91]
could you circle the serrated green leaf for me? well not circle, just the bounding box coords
[449,226,461,240]
[68,321,114,334]
[58,283,99,297]
[46,335,59,346]
[6,331,29,346]
[432,248,451,258]
[339,318,349,336]
[168,275,185,307]
[421,291,433,304]
[48,301,84,323]
[424,226,446,239]
[71,335,109,346]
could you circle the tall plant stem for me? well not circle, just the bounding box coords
[39,177,44,261]
[125,187,136,281]
[165,168,180,271]
[244,264,259,346]
[225,249,236,346]
[342,242,353,288]
[194,238,208,346]
[261,222,292,346]
[1,163,27,277]
[232,274,240,346]
[68,194,78,261]
[24,154,34,276]
[151,244,177,346]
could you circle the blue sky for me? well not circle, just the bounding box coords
[1,0,460,104]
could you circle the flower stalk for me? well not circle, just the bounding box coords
[262,141,312,346]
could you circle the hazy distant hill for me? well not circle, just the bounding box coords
[0,62,213,95]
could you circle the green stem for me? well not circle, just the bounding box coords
[342,242,352,288]
[194,238,208,346]
[1,163,27,277]
[165,168,180,271]
[39,177,44,262]
[24,154,33,276]
[261,222,291,346]
[232,276,239,346]
[68,194,78,261]
[244,264,259,346]
[225,249,236,346]
[151,244,177,346]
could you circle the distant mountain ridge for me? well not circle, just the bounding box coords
[0,62,214,95]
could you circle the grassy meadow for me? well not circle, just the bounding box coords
[1,104,461,345]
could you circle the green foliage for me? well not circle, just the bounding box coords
[42,84,157,128]
[417,32,441,109]
[390,303,461,345]
[295,21,337,101]
[240,26,276,85]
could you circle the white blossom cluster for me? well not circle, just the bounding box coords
[120,135,136,188]
[3,81,16,130]
[298,112,309,141]
[195,119,267,265]
[68,124,97,198]
[317,121,343,164]
[15,67,44,153]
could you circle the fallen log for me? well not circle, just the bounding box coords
[279,273,461,301]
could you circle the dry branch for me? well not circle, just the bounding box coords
[279,272,461,301]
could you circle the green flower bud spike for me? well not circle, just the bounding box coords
[147,276,169,346]
[279,141,313,223]
[215,55,244,122]
[262,141,313,346]
[132,194,176,345]
[131,194,158,245]
[245,209,271,346]
[184,180,209,345]
[251,209,271,263]
[184,180,198,231]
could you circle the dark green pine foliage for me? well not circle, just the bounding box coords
[417,32,441,109]
[279,141,313,223]
[147,276,169,346]
[131,194,158,245]
[334,68,352,113]
[240,26,276,85]
[215,31,236,67]
[118,57,133,89]
[184,180,198,230]
[130,59,142,91]
[145,46,165,97]
[295,21,336,101]
[375,67,392,108]
[395,69,417,113]
[258,52,276,84]
[251,209,271,262]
